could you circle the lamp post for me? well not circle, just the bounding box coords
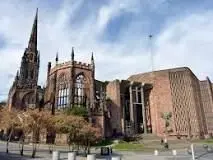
[187,110,192,141]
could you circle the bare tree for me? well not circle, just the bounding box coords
[23,108,52,158]
[0,107,22,153]
[53,113,86,151]
[44,109,102,156]
[79,123,101,154]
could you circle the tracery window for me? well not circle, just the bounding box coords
[57,74,69,109]
[74,74,87,106]
[23,92,35,105]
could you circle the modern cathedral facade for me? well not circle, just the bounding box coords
[7,10,213,139]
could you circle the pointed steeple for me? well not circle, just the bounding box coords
[55,52,59,64]
[28,8,38,52]
[91,52,94,61]
[91,52,95,71]
[15,70,19,80]
[71,47,74,61]
[91,52,94,65]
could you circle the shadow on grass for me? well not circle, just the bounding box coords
[94,139,114,147]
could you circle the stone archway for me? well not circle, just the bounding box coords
[22,92,36,109]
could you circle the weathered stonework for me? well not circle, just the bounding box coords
[44,49,105,119]
[8,9,44,111]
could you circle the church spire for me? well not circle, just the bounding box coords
[55,52,59,65]
[71,47,74,61]
[91,52,94,62]
[91,52,95,71]
[91,52,94,65]
[28,8,38,52]
[15,70,19,80]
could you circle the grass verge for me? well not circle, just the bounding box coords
[192,138,213,144]
[112,141,152,151]
[94,139,114,147]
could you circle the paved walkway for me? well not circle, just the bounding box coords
[0,141,213,160]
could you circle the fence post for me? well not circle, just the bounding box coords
[87,154,96,160]
[154,150,159,156]
[172,150,177,160]
[68,152,76,160]
[52,151,60,160]
[111,156,121,160]
[191,144,195,160]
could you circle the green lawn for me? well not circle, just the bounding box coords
[204,139,213,143]
[94,139,113,147]
[192,138,213,144]
[94,137,213,151]
[112,141,146,151]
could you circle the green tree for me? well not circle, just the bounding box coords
[64,105,88,117]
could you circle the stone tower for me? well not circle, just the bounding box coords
[44,48,96,114]
[8,9,43,110]
[19,8,39,88]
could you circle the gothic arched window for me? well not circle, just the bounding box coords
[22,92,35,108]
[74,74,86,106]
[57,74,69,109]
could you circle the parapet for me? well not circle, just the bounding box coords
[74,61,92,69]
[49,60,93,75]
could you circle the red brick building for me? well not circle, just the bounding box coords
[126,67,213,137]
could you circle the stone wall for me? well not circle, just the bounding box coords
[45,58,95,112]
[106,80,122,135]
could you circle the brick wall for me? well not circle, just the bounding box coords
[128,67,208,137]
[169,68,206,136]
[128,70,174,136]
[200,79,213,134]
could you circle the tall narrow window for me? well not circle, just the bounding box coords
[57,74,69,109]
[74,74,86,106]
[31,70,34,79]
[25,70,28,79]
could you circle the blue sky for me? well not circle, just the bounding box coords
[1,0,213,101]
